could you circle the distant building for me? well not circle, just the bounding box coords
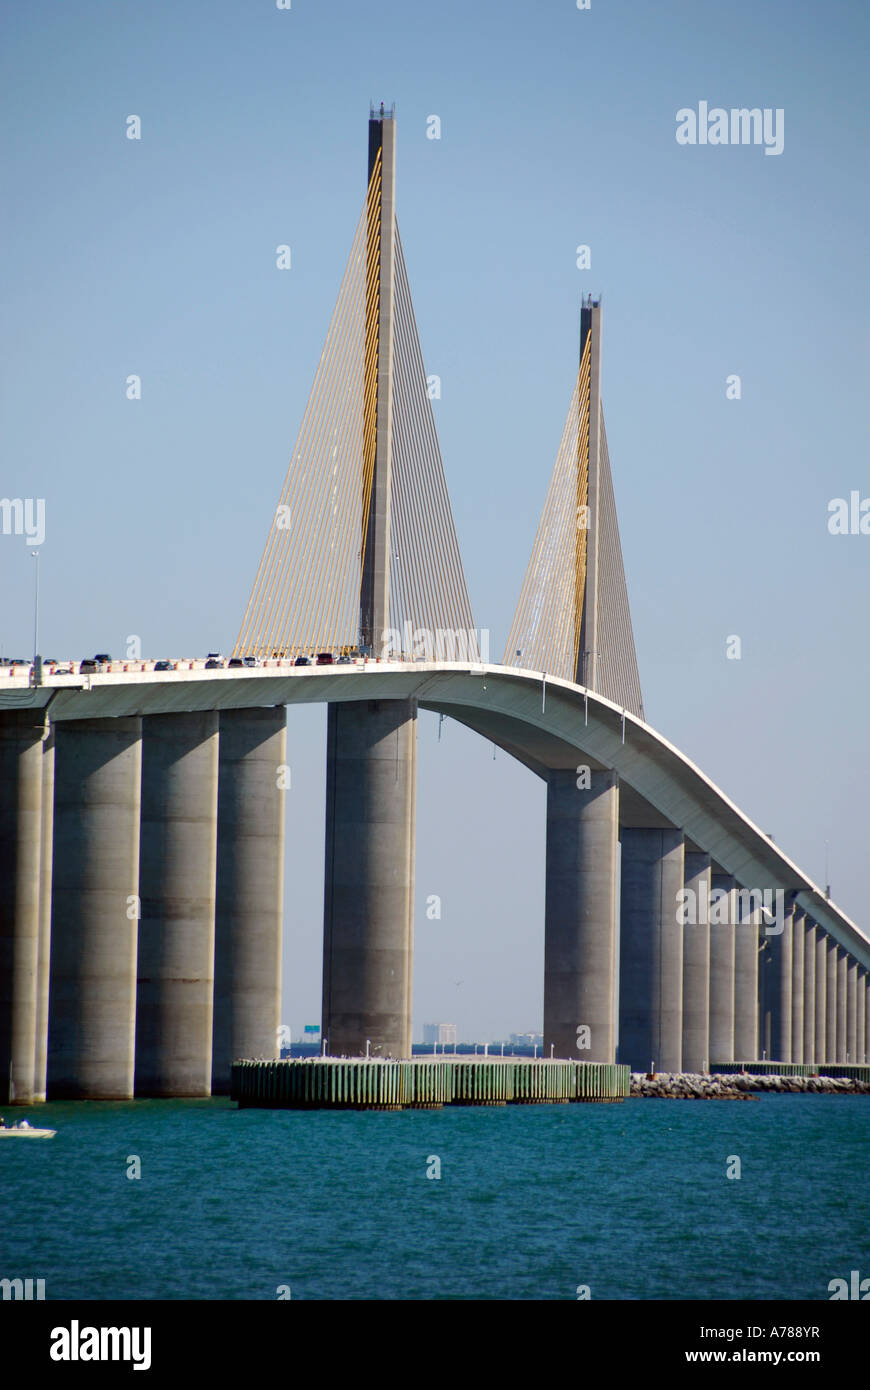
[423,1022,457,1046]
[509,1032,543,1048]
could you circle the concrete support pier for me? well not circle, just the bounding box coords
[136,712,219,1097]
[48,717,142,1099]
[708,873,736,1064]
[846,957,859,1064]
[618,828,684,1072]
[0,711,47,1104]
[212,705,286,1094]
[734,893,760,1062]
[681,852,711,1073]
[836,948,848,1063]
[858,971,867,1065]
[543,769,619,1063]
[800,918,814,1066]
[322,699,416,1060]
[790,912,805,1064]
[815,931,828,1064]
[33,727,55,1102]
[767,905,793,1064]
[825,937,839,1064]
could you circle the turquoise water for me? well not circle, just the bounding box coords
[2,1095,868,1300]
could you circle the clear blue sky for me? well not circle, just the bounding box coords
[2,0,868,1040]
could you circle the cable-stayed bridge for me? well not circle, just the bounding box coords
[1,108,868,1103]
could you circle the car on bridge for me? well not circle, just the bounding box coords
[153,660,173,672]
[80,655,112,673]
[205,657,224,669]
[294,655,311,667]
[316,652,334,665]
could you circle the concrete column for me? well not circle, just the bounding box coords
[322,698,415,1060]
[212,706,286,1093]
[708,873,735,1065]
[836,948,848,1062]
[33,727,54,1102]
[0,711,46,1104]
[766,905,793,1064]
[857,971,867,1065]
[48,716,142,1099]
[734,891,760,1062]
[136,712,219,1097]
[815,931,828,1064]
[865,975,870,1065]
[618,827,684,1072]
[681,852,711,1072]
[800,918,815,1066]
[825,937,838,1064]
[759,933,771,1061]
[543,769,618,1062]
[846,957,859,1064]
[790,912,805,1064]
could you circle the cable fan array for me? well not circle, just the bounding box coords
[235,152,475,662]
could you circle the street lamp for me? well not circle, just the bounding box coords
[31,550,40,661]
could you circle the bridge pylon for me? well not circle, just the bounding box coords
[503,296,643,719]
[320,108,414,1061]
[229,107,480,1060]
[233,107,475,664]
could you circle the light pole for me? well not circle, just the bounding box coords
[31,550,40,661]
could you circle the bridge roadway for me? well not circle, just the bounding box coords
[7,657,867,965]
[2,659,869,1101]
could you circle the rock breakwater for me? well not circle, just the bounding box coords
[630,1072,870,1099]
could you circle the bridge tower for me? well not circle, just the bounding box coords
[234,107,476,1062]
[322,109,415,1060]
[506,297,645,1063]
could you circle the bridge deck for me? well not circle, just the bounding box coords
[3,659,868,970]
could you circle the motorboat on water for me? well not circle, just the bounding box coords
[0,1118,56,1139]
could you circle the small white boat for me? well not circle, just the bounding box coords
[0,1118,56,1139]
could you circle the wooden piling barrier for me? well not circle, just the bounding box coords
[232,1057,630,1110]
